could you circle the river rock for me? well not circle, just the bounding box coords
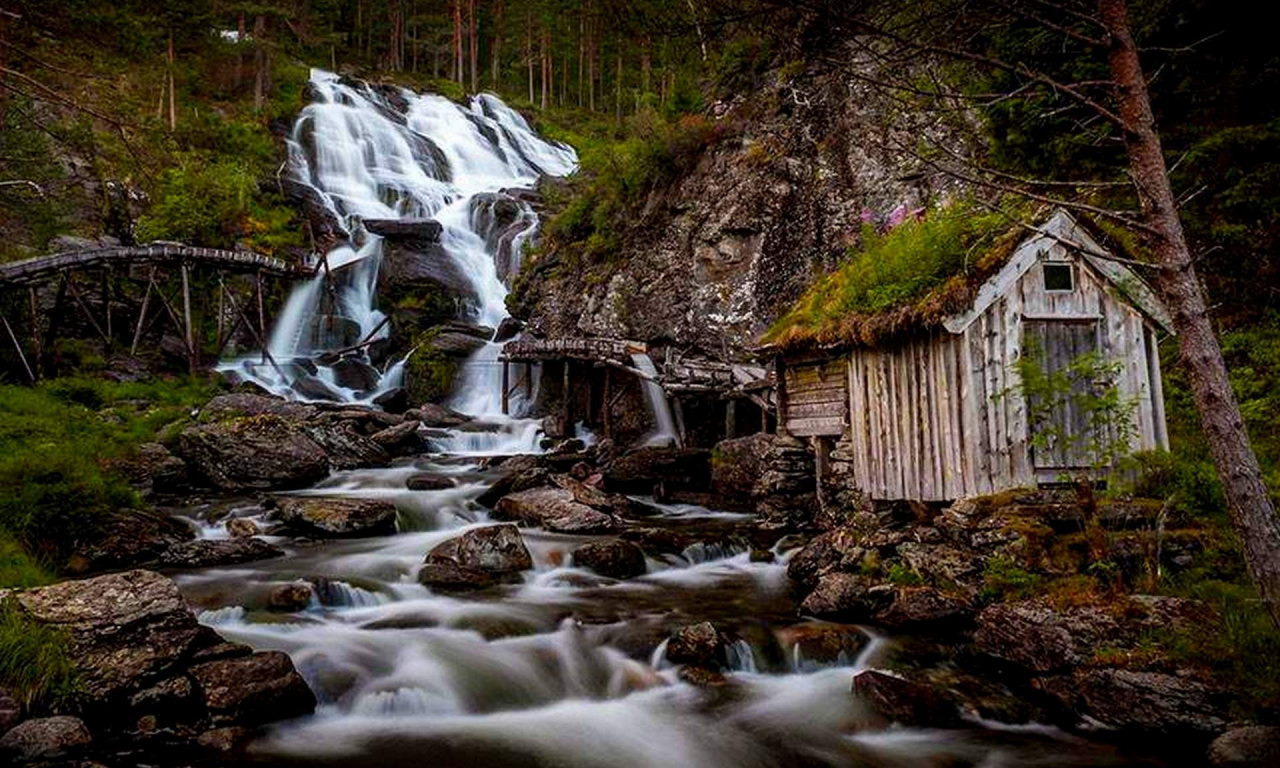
[776,623,870,666]
[896,542,986,587]
[572,540,647,579]
[370,420,426,456]
[408,402,469,427]
[476,466,551,508]
[1208,726,1280,767]
[0,687,21,734]
[157,537,285,568]
[493,316,524,342]
[226,517,260,538]
[117,442,191,497]
[199,393,317,422]
[406,473,455,491]
[302,420,390,469]
[268,582,314,612]
[604,447,712,494]
[873,587,974,629]
[188,651,316,727]
[786,528,867,589]
[177,415,330,492]
[330,357,381,392]
[70,508,194,573]
[709,433,775,503]
[852,670,960,728]
[372,387,409,413]
[1038,668,1230,733]
[363,217,443,242]
[799,573,886,620]
[0,716,92,761]
[666,622,724,668]
[494,487,617,533]
[419,524,533,591]
[974,599,1121,674]
[274,497,399,538]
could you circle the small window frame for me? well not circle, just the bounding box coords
[1042,262,1075,293]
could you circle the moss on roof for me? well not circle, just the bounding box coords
[763,201,1035,352]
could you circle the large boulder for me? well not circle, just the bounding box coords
[188,651,316,727]
[408,402,469,428]
[301,420,390,470]
[177,415,330,492]
[115,442,192,497]
[199,393,317,422]
[873,587,974,629]
[974,600,1122,674]
[1208,726,1280,767]
[157,538,285,568]
[0,716,92,761]
[369,420,426,456]
[572,540,647,579]
[363,218,443,243]
[419,524,533,591]
[604,447,712,494]
[493,487,617,533]
[799,573,888,620]
[273,497,399,538]
[1038,668,1230,734]
[709,433,775,503]
[69,508,194,573]
[666,622,725,668]
[785,528,867,588]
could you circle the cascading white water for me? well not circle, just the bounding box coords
[219,69,575,420]
[631,353,680,447]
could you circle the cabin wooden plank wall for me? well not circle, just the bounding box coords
[782,358,848,437]
[838,243,1168,501]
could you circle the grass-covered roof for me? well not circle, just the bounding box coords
[761,201,1039,352]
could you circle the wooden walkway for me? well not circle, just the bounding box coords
[501,336,647,365]
[0,244,307,286]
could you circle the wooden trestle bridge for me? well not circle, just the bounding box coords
[0,244,312,380]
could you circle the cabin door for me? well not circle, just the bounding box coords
[1023,320,1102,472]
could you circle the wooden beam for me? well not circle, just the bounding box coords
[66,276,110,345]
[501,361,510,415]
[773,354,789,436]
[41,273,68,362]
[181,263,195,372]
[27,286,42,379]
[131,269,155,356]
[1,308,35,382]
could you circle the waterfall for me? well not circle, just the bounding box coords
[219,69,576,413]
[630,353,680,447]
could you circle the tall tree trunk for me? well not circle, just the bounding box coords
[452,0,464,84]
[468,0,478,93]
[587,11,595,111]
[577,10,584,107]
[1099,0,1280,627]
[167,32,177,130]
[561,49,568,107]
[491,0,503,88]
[641,37,651,98]
[614,51,621,122]
[526,12,534,104]
[235,14,246,87]
[539,26,549,110]
[252,16,269,111]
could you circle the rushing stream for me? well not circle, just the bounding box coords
[177,73,1165,768]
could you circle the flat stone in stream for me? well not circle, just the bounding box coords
[572,539,647,579]
[852,670,961,728]
[406,472,456,491]
[493,487,617,533]
[274,497,399,538]
[420,524,533,592]
[406,402,469,427]
[157,537,285,568]
[370,419,426,456]
[188,651,317,727]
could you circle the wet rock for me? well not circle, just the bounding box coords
[667,622,724,668]
[363,217,443,243]
[777,623,870,666]
[494,487,617,533]
[199,393,317,422]
[476,465,552,508]
[853,670,960,728]
[0,687,21,733]
[196,726,254,753]
[406,473,455,491]
[189,651,317,727]
[493,316,524,343]
[408,402,469,427]
[129,675,203,727]
[0,716,92,761]
[604,447,712,494]
[370,420,426,456]
[292,374,346,402]
[225,517,260,538]
[710,433,775,501]
[572,540,647,579]
[429,328,491,356]
[799,573,886,620]
[70,508,194,573]
[328,357,379,392]
[896,542,986,588]
[274,497,399,538]
[873,587,974,629]
[157,537,286,568]
[268,582,314,612]
[420,524,532,591]
[974,599,1121,674]
[1208,726,1280,767]
[177,415,330,492]
[372,387,410,414]
[1038,668,1230,733]
[302,419,390,469]
[677,666,728,687]
[117,442,191,497]
[785,528,867,588]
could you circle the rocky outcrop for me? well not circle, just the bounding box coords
[273,497,399,538]
[418,524,533,591]
[177,415,330,492]
[572,539,647,579]
[156,537,285,568]
[70,508,194,573]
[853,670,961,728]
[5,570,315,749]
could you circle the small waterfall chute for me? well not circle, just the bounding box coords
[631,352,681,447]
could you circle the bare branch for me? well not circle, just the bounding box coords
[970,195,1156,269]
[997,1,1106,47]
[0,180,45,196]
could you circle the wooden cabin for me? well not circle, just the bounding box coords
[772,210,1172,501]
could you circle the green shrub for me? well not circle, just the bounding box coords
[136,155,258,247]
[886,562,925,586]
[981,556,1042,602]
[0,538,54,589]
[0,599,80,711]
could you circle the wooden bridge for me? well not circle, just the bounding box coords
[0,244,313,381]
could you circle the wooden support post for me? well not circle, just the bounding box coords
[1,309,35,383]
[102,268,113,347]
[216,276,226,349]
[562,359,572,429]
[131,269,155,356]
[725,398,737,440]
[601,367,612,439]
[773,354,788,436]
[673,397,687,446]
[501,361,510,415]
[181,263,195,372]
[28,286,42,379]
[761,399,769,434]
[67,277,110,345]
[255,271,266,361]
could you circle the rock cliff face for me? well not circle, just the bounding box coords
[516,51,969,359]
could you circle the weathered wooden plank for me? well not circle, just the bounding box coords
[971,317,993,495]
[788,416,846,437]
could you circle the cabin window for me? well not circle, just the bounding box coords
[1043,263,1074,292]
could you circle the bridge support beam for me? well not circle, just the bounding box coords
[181,264,195,373]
